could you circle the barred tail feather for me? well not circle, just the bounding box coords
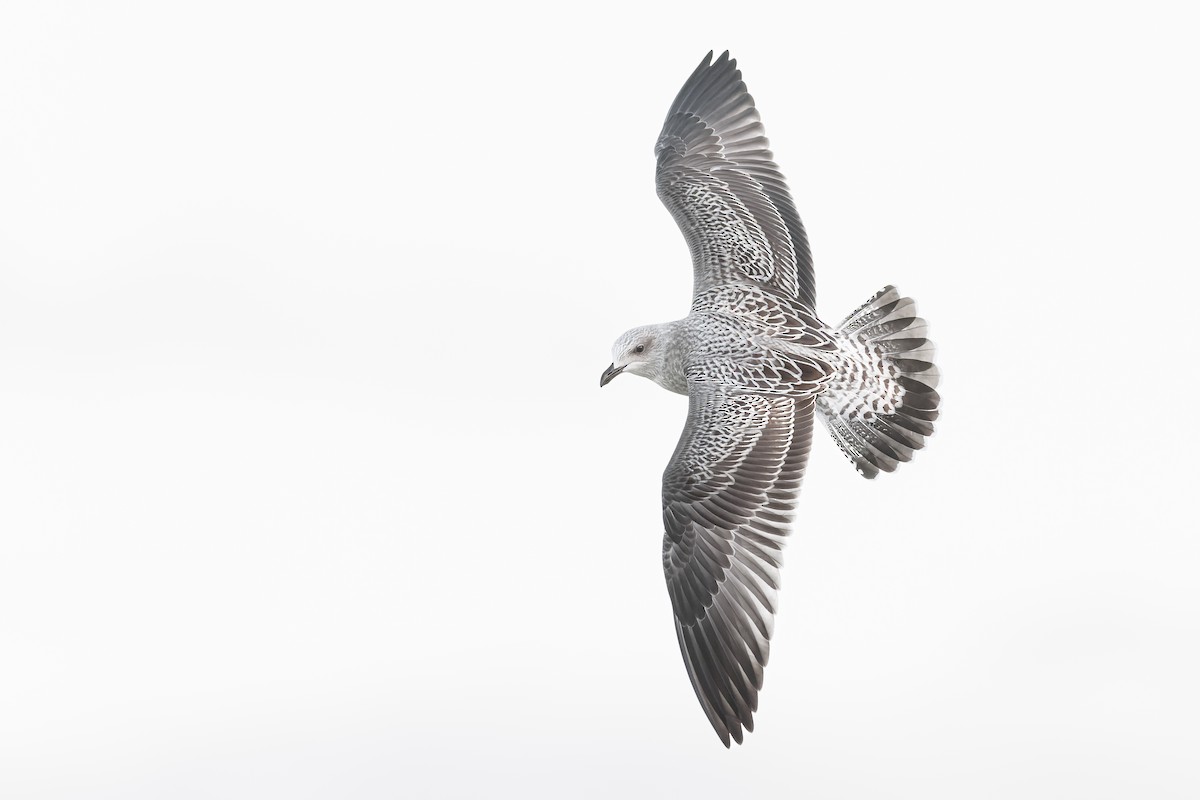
[817,286,940,479]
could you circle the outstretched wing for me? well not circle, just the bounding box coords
[656,51,815,308]
[662,385,815,745]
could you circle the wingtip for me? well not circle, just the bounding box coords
[698,50,735,70]
[716,727,732,748]
[705,50,739,80]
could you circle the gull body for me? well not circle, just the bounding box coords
[601,52,941,746]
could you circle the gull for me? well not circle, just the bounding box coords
[601,51,941,746]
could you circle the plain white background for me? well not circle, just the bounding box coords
[2,2,1198,797]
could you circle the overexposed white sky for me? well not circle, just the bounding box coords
[2,2,1198,798]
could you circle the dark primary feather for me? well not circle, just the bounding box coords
[662,387,815,745]
[655,51,816,308]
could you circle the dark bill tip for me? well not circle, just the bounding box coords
[599,363,624,387]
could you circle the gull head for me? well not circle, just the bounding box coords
[601,325,663,387]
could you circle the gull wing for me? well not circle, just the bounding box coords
[656,51,815,308]
[661,385,814,745]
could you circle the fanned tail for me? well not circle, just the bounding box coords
[816,286,940,479]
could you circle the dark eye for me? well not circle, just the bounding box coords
[634,344,645,354]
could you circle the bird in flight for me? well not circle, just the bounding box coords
[601,51,941,746]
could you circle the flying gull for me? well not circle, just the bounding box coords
[601,51,941,746]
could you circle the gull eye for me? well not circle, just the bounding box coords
[635,344,645,354]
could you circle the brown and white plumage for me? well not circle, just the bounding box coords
[601,51,940,746]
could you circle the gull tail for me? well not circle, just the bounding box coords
[816,286,940,478]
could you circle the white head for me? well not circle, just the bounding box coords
[600,324,668,387]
